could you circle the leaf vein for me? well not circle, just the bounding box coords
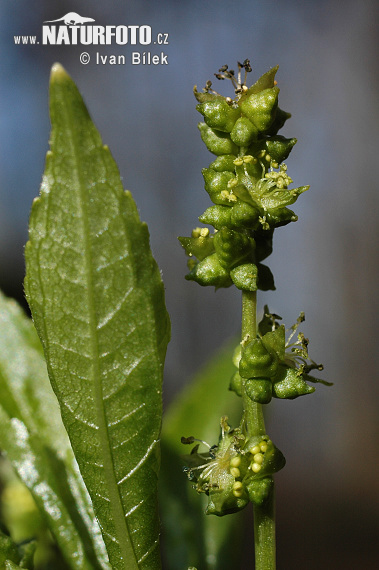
[117,439,158,486]
[96,287,133,330]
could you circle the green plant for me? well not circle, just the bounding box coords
[0,61,329,569]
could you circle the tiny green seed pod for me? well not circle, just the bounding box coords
[239,338,278,379]
[185,252,232,288]
[196,98,241,133]
[264,107,291,136]
[239,86,280,132]
[206,486,249,516]
[265,206,298,228]
[229,371,243,397]
[198,123,239,156]
[199,205,233,229]
[272,366,316,399]
[213,227,254,270]
[246,476,273,507]
[230,201,260,229]
[245,377,272,404]
[230,116,259,146]
[256,263,276,291]
[232,345,242,367]
[202,168,236,205]
[261,325,286,361]
[265,135,297,164]
[230,263,258,292]
[209,154,237,172]
[178,234,215,261]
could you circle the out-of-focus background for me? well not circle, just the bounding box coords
[1,0,378,567]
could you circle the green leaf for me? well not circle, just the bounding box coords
[160,341,245,570]
[24,64,170,570]
[0,291,109,569]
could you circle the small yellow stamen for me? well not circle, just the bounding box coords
[199,228,209,237]
[233,157,244,166]
[250,445,261,455]
[253,453,263,465]
[230,467,240,478]
[191,227,201,238]
[251,463,262,473]
[232,481,243,497]
[259,442,268,453]
[221,189,237,202]
[230,456,241,468]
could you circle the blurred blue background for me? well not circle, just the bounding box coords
[1,0,378,567]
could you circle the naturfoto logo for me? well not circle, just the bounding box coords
[42,12,152,45]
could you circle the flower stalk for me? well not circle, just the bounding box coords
[180,60,329,568]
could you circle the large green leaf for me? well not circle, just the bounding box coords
[24,64,170,570]
[0,291,109,569]
[160,340,246,570]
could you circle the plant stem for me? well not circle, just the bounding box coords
[241,291,265,438]
[241,290,276,570]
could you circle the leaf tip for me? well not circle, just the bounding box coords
[50,62,70,83]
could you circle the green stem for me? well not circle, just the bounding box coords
[241,291,265,437]
[253,487,276,570]
[241,291,276,570]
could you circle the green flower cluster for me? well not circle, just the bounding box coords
[230,307,329,403]
[179,62,309,291]
[182,418,286,516]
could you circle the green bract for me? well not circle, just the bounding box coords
[180,64,309,292]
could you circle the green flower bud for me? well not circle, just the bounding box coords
[229,371,243,396]
[196,98,241,133]
[230,116,259,146]
[239,338,278,379]
[202,168,237,205]
[239,87,279,132]
[264,107,291,136]
[209,154,237,172]
[265,206,298,228]
[261,325,286,361]
[230,263,258,292]
[246,476,273,506]
[244,436,286,484]
[186,252,232,288]
[265,135,297,164]
[230,201,260,229]
[232,344,242,367]
[198,123,239,156]
[206,485,249,516]
[214,227,254,270]
[256,263,275,291]
[245,377,272,404]
[178,234,215,261]
[272,366,315,399]
[199,205,233,229]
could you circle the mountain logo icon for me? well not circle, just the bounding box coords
[44,12,95,26]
